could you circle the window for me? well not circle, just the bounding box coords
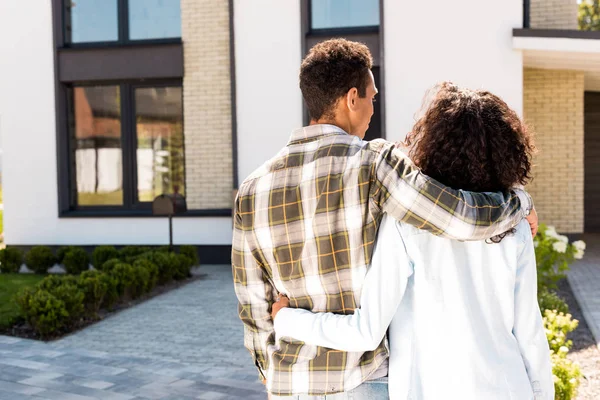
[311,0,380,30]
[129,0,181,40]
[64,0,181,44]
[134,87,184,202]
[67,83,184,210]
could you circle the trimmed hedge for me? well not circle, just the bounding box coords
[92,246,119,269]
[63,248,90,275]
[25,246,56,274]
[56,246,77,264]
[180,245,199,267]
[12,245,200,338]
[0,247,23,273]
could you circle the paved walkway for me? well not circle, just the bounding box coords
[0,265,266,400]
[568,234,600,348]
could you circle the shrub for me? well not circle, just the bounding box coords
[156,246,172,253]
[51,282,85,320]
[552,352,582,400]
[100,258,121,273]
[25,246,56,274]
[0,247,23,273]
[63,248,90,275]
[538,288,569,315]
[544,309,578,354]
[37,275,84,320]
[38,274,76,292]
[133,258,158,292]
[535,225,586,290]
[78,270,108,313]
[108,263,136,299]
[131,265,151,298]
[146,251,173,284]
[180,245,199,267]
[172,254,193,280]
[16,289,69,338]
[92,246,119,269]
[56,246,77,264]
[119,246,152,261]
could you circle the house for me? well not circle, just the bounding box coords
[0,0,596,263]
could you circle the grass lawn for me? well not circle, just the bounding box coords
[0,274,44,328]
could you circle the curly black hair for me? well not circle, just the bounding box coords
[405,82,536,242]
[300,39,373,120]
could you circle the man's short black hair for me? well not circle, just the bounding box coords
[300,39,373,120]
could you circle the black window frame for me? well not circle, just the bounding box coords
[66,80,185,213]
[63,0,182,48]
[51,0,231,217]
[307,0,380,35]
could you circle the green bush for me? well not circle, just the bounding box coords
[92,246,119,269]
[552,352,582,400]
[535,225,586,290]
[542,309,581,400]
[25,246,56,274]
[131,265,150,298]
[156,246,172,253]
[51,282,85,320]
[108,263,135,299]
[180,245,199,266]
[171,254,193,280]
[62,248,90,275]
[133,258,158,292]
[100,258,121,273]
[37,275,84,320]
[16,289,69,338]
[544,309,578,354]
[78,270,108,313]
[56,246,77,264]
[0,247,23,273]
[119,246,152,261]
[538,288,569,315]
[145,251,173,284]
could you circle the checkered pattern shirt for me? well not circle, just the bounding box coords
[232,124,532,396]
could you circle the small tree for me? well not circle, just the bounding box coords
[579,0,600,31]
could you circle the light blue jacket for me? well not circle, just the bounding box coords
[275,215,554,400]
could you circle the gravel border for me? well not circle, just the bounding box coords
[557,279,600,400]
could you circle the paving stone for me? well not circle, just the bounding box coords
[71,378,115,390]
[0,380,46,395]
[0,265,268,399]
[568,234,600,347]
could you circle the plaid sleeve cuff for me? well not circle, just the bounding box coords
[514,188,533,217]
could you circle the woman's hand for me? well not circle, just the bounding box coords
[271,294,290,321]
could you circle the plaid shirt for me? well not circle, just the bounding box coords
[232,124,532,396]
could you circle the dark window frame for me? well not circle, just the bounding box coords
[62,0,182,48]
[307,0,380,35]
[67,80,184,212]
[302,0,386,139]
[51,0,231,218]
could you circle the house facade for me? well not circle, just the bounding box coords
[0,0,596,263]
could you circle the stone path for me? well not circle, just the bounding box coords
[0,265,266,400]
[568,234,600,348]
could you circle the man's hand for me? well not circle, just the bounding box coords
[526,208,538,237]
[271,294,289,321]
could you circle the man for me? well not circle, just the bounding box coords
[232,39,537,399]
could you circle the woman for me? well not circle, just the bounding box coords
[271,82,554,400]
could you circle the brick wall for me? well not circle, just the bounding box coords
[181,0,233,210]
[530,0,578,29]
[523,68,584,233]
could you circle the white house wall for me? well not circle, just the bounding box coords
[383,0,524,142]
[0,1,232,246]
[234,0,303,183]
